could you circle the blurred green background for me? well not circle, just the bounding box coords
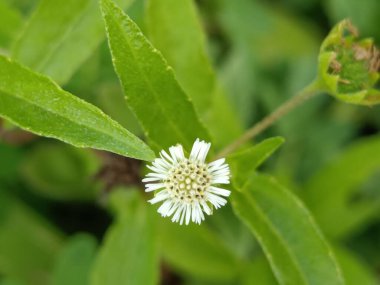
[0,0,379,284]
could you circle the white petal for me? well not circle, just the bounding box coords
[153,159,171,170]
[147,165,167,175]
[201,201,212,215]
[190,139,201,160]
[197,141,211,162]
[209,166,230,175]
[172,204,185,223]
[142,177,161,183]
[185,204,192,225]
[145,183,166,192]
[166,202,180,217]
[175,145,185,161]
[208,158,225,169]
[169,145,184,162]
[209,186,231,197]
[192,203,201,224]
[211,177,230,184]
[158,200,173,216]
[146,173,167,179]
[211,170,230,178]
[196,204,205,223]
[149,191,170,204]
[207,193,227,208]
[160,150,174,163]
[180,204,188,225]
[192,204,204,224]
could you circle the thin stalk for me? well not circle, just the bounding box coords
[215,80,323,158]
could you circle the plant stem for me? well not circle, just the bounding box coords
[215,80,322,158]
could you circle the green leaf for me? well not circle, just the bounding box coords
[21,143,101,201]
[232,174,344,285]
[0,143,22,183]
[12,0,91,73]
[0,1,22,50]
[218,48,257,127]
[218,0,319,62]
[0,190,63,285]
[241,256,278,285]
[12,0,133,85]
[0,56,155,161]
[101,0,210,151]
[52,234,97,285]
[91,189,158,285]
[157,219,239,281]
[207,87,244,149]
[228,137,284,186]
[334,246,378,285]
[146,0,213,118]
[96,82,143,136]
[0,280,25,285]
[146,0,243,149]
[302,135,380,239]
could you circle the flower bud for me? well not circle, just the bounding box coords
[318,19,380,106]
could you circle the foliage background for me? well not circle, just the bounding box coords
[0,0,379,284]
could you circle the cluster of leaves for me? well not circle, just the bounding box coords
[0,0,379,285]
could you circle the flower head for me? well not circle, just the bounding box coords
[318,19,380,106]
[143,139,231,225]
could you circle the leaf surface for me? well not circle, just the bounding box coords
[0,56,155,161]
[228,137,284,186]
[334,246,377,285]
[0,1,22,49]
[146,0,243,148]
[303,135,380,239]
[13,0,133,84]
[157,219,239,281]
[21,143,101,201]
[52,234,97,285]
[101,0,210,150]
[232,174,344,285]
[91,190,158,285]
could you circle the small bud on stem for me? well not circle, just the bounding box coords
[318,19,380,106]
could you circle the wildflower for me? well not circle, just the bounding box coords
[143,139,231,225]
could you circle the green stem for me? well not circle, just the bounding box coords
[215,80,323,159]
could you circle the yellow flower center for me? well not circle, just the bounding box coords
[165,159,211,203]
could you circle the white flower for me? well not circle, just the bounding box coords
[143,139,231,225]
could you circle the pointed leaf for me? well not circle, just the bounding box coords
[334,246,378,285]
[146,0,243,148]
[241,256,278,285]
[146,0,212,117]
[12,0,133,84]
[0,56,155,161]
[21,143,101,201]
[52,234,97,285]
[157,219,239,281]
[303,135,380,239]
[0,1,22,50]
[12,0,91,73]
[232,174,344,285]
[101,0,210,150]
[91,190,158,285]
[229,137,284,186]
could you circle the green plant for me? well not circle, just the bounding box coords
[0,0,379,284]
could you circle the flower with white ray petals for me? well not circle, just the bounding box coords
[143,139,231,225]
